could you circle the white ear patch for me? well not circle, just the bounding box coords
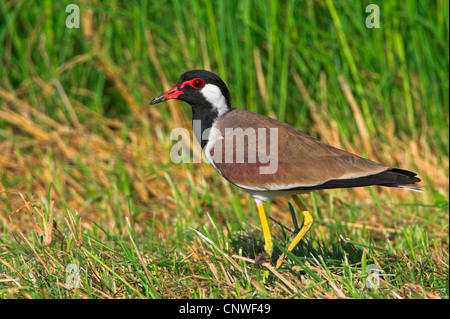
[200,84,228,116]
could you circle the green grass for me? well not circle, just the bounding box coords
[0,0,448,299]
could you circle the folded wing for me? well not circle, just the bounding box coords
[207,109,422,191]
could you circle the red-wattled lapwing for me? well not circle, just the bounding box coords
[151,69,422,268]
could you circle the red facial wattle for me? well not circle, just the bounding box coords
[150,78,205,105]
[163,86,184,99]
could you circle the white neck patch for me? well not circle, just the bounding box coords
[200,84,229,116]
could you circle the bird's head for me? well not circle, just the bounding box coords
[150,70,231,115]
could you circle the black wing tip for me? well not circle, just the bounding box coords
[287,168,423,192]
[389,168,419,178]
[382,168,423,191]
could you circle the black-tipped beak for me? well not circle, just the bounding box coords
[150,86,184,105]
[150,94,168,105]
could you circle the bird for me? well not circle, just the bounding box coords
[150,69,422,268]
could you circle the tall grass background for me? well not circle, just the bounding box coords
[0,0,448,299]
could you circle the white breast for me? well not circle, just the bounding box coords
[203,121,224,174]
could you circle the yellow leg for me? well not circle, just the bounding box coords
[256,200,272,282]
[257,201,273,257]
[276,195,313,268]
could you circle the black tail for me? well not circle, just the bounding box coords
[294,168,423,191]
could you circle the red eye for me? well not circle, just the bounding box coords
[191,78,204,89]
[180,78,205,90]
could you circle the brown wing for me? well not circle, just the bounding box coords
[208,109,417,191]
